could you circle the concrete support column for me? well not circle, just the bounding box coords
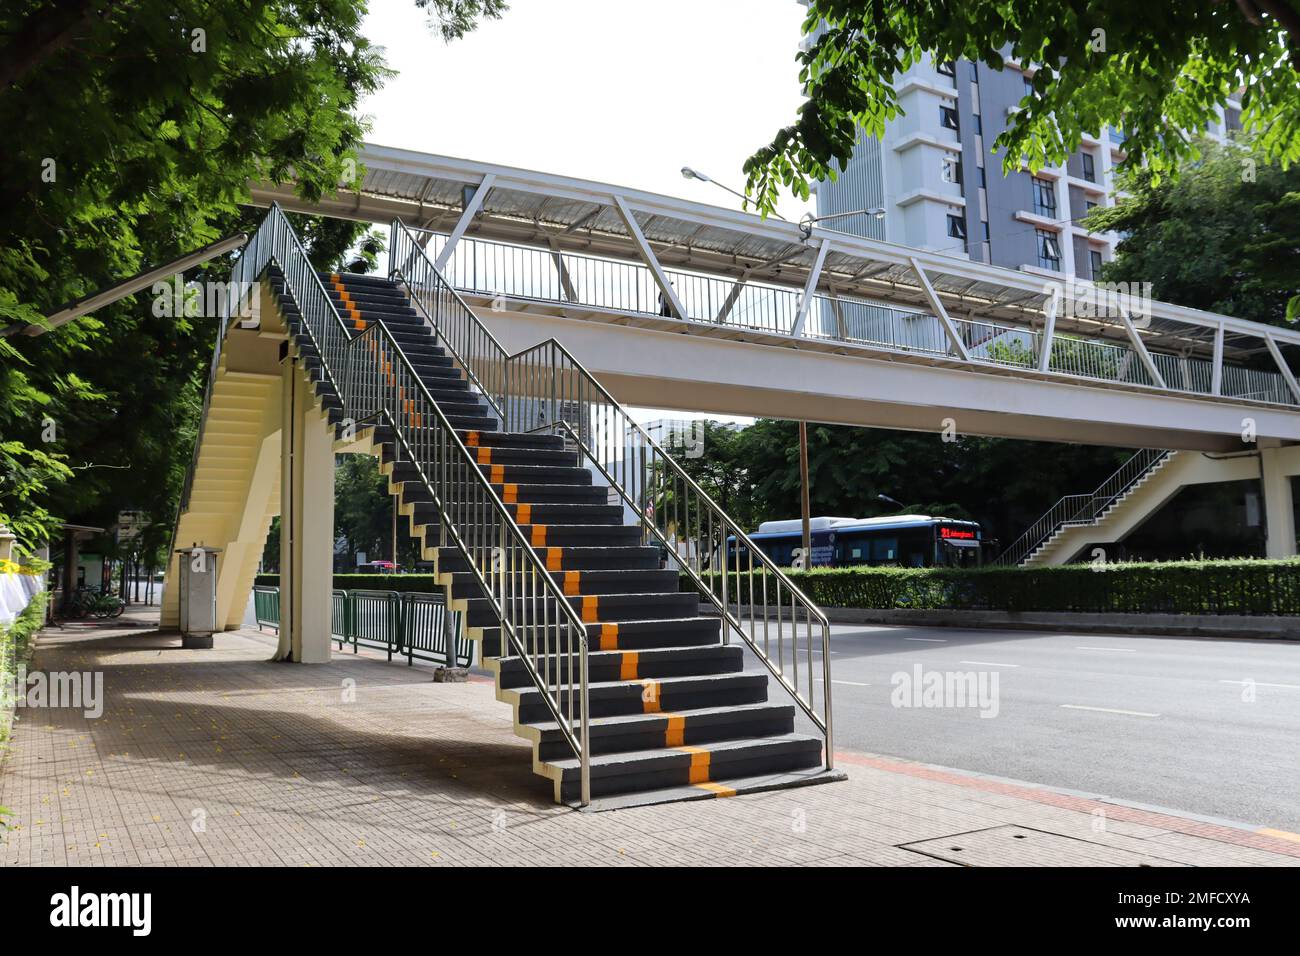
[1261,447,1298,559]
[274,360,335,663]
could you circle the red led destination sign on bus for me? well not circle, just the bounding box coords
[939,526,977,540]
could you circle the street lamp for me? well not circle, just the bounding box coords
[680,166,788,221]
[877,493,906,511]
[799,207,886,239]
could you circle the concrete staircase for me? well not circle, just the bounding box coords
[162,293,284,632]
[1022,450,1263,565]
[269,269,827,805]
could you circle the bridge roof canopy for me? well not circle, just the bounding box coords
[250,142,1300,362]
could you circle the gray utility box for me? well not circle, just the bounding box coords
[175,546,222,648]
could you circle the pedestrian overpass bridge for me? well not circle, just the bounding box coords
[157,145,1300,805]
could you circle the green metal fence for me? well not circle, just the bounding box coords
[251,586,471,668]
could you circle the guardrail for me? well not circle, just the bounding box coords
[392,219,835,769]
[416,230,1297,407]
[251,586,471,667]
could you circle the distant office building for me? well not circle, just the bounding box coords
[807,41,1242,279]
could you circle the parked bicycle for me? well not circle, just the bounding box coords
[63,587,126,619]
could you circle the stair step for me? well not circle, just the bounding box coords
[524,701,793,760]
[488,482,609,505]
[447,567,679,601]
[462,590,696,627]
[544,733,824,802]
[512,671,770,724]
[479,616,722,657]
[498,644,744,691]
[478,463,592,486]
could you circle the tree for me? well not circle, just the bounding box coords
[746,1,1300,216]
[664,417,1129,555]
[1086,135,1300,328]
[0,1,500,549]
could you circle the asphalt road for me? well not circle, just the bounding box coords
[772,623,1300,832]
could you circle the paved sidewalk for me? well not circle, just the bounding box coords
[2,616,1298,867]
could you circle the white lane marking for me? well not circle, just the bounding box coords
[1060,704,1159,717]
[815,678,872,686]
[904,637,947,643]
[1220,679,1300,690]
[1075,646,1137,652]
[960,660,1020,668]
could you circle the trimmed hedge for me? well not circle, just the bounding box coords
[255,573,440,594]
[683,559,1300,617]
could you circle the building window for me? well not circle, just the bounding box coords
[1036,230,1062,271]
[947,215,967,240]
[942,156,963,185]
[940,105,960,132]
[1022,72,1034,97]
[1032,176,1056,217]
[982,221,991,241]
[1086,199,1098,212]
[1081,152,1096,182]
[978,165,987,188]
[936,61,956,77]
[1090,249,1104,277]
[972,113,982,135]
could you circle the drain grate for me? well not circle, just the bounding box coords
[899,825,1188,867]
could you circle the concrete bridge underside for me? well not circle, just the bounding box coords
[473,299,1299,454]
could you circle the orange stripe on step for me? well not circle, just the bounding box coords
[694,781,736,797]
[465,431,480,447]
[619,651,639,681]
[502,483,518,504]
[562,570,579,595]
[639,679,661,713]
[599,623,619,650]
[531,525,547,547]
[490,464,504,484]
[476,446,491,464]
[546,548,563,572]
[674,746,711,784]
[516,503,532,525]
[580,595,599,623]
[664,714,686,748]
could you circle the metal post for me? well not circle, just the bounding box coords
[799,421,812,566]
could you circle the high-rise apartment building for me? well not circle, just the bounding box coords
[811,51,1243,279]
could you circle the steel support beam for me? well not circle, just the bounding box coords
[1037,285,1061,372]
[909,257,970,361]
[434,173,496,272]
[546,236,578,302]
[1211,323,1225,396]
[1264,334,1300,404]
[791,241,830,337]
[1120,309,1167,389]
[613,194,687,320]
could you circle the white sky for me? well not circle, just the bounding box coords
[360,0,814,222]
[359,0,813,425]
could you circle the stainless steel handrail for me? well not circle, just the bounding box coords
[996,448,1170,565]
[391,219,835,767]
[178,205,593,803]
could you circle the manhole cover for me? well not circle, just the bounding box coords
[899,825,1187,867]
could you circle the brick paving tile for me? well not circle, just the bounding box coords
[2,615,1298,867]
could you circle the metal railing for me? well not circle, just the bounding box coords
[253,586,471,667]
[996,448,1171,565]
[252,205,594,804]
[414,230,1297,407]
[393,220,835,766]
